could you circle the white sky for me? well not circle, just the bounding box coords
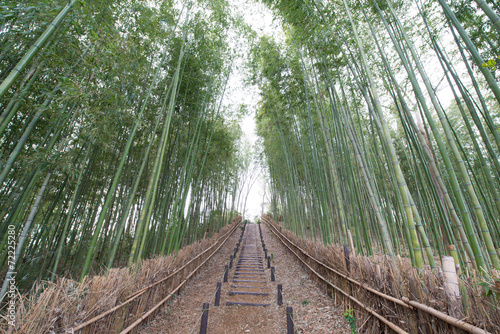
[221,0,284,220]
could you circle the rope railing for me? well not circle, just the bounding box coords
[73,217,241,333]
[262,216,490,334]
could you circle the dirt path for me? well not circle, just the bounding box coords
[139,223,350,333]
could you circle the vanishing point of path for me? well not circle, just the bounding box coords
[139,223,350,333]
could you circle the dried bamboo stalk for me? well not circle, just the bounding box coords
[401,297,489,334]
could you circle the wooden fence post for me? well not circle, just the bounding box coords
[344,244,352,309]
[277,284,283,306]
[214,282,222,306]
[200,303,209,334]
[344,244,351,273]
[286,306,294,334]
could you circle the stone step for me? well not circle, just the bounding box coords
[226,302,270,307]
[229,291,269,296]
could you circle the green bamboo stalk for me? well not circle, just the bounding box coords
[0,170,38,269]
[420,8,500,179]
[105,122,160,268]
[0,0,78,99]
[50,143,92,281]
[449,25,500,153]
[373,0,481,270]
[0,109,44,186]
[0,172,51,301]
[0,62,43,136]
[438,0,500,105]
[130,39,187,266]
[433,41,500,219]
[473,0,500,33]
[343,0,423,268]
[386,0,499,270]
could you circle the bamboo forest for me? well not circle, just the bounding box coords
[1,0,500,332]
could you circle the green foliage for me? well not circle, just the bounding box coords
[452,0,500,65]
[477,277,500,300]
[344,308,357,334]
[482,56,500,72]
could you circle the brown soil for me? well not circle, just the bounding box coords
[139,223,350,334]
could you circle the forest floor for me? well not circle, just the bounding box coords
[139,223,350,334]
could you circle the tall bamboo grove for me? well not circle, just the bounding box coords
[253,0,500,275]
[0,0,248,299]
[1,0,500,302]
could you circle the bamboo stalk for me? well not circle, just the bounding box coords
[0,1,78,99]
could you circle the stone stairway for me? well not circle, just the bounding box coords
[226,223,272,307]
